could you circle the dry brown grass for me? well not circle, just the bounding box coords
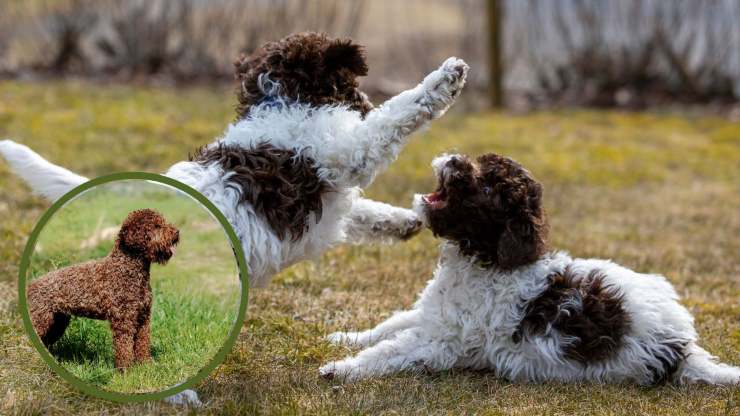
[0,81,738,414]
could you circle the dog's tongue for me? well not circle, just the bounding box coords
[425,192,443,203]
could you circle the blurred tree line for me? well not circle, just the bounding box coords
[0,0,737,109]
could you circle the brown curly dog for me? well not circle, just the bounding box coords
[27,209,180,370]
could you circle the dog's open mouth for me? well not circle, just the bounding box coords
[168,236,179,257]
[156,235,179,263]
[422,186,448,209]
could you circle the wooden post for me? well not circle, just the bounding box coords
[487,0,503,108]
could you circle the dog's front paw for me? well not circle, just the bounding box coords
[369,209,423,242]
[319,360,360,382]
[327,331,371,347]
[439,57,469,94]
[421,57,469,116]
[398,215,424,240]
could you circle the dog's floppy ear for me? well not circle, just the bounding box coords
[117,221,144,254]
[323,38,368,76]
[116,209,159,260]
[496,179,548,269]
[496,217,546,270]
[233,52,252,80]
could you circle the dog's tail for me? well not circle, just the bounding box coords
[676,343,740,385]
[0,139,88,201]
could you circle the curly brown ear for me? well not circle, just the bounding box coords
[323,39,368,76]
[233,52,251,79]
[117,222,140,254]
[497,217,548,270]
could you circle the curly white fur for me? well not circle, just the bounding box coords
[322,243,740,385]
[0,57,469,288]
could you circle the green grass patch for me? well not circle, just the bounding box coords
[25,181,241,393]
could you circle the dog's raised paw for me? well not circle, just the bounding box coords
[441,57,469,82]
[421,57,469,115]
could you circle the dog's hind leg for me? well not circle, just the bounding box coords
[0,139,88,201]
[327,309,421,348]
[676,343,740,385]
[32,310,71,346]
[43,313,71,346]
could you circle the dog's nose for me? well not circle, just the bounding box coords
[446,155,464,169]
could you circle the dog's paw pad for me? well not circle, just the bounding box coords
[421,57,469,113]
[441,57,469,81]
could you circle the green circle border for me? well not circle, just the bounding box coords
[17,172,249,403]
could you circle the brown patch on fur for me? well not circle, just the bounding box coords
[234,32,374,120]
[27,209,179,370]
[516,267,631,363]
[423,153,548,270]
[191,143,328,241]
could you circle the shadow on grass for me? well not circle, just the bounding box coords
[39,286,235,391]
[48,318,116,385]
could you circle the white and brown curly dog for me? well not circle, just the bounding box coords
[321,152,740,385]
[0,32,468,288]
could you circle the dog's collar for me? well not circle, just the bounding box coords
[256,95,292,110]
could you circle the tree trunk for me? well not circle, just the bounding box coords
[487,0,504,108]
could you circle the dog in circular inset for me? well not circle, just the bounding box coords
[27,209,179,370]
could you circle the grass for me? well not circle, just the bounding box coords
[0,80,738,414]
[24,182,242,394]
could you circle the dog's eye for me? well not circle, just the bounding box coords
[483,186,493,195]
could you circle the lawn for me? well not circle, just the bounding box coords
[0,80,738,414]
[25,182,242,394]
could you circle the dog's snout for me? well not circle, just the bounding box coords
[446,155,464,169]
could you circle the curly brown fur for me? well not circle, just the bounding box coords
[190,143,328,241]
[26,209,179,370]
[234,32,374,120]
[421,153,548,270]
[515,267,631,363]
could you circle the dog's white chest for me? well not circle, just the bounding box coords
[419,264,520,350]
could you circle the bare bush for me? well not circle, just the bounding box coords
[0,0,737,107]
[0,0,367,81]
[515,0,740,107]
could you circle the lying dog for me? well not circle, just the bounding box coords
[321,153,740,385]
[0,32,468,287]
[28,209,179,369]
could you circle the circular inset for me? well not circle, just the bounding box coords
[18,172,248,402]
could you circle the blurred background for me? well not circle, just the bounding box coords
[1,0,739,115]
